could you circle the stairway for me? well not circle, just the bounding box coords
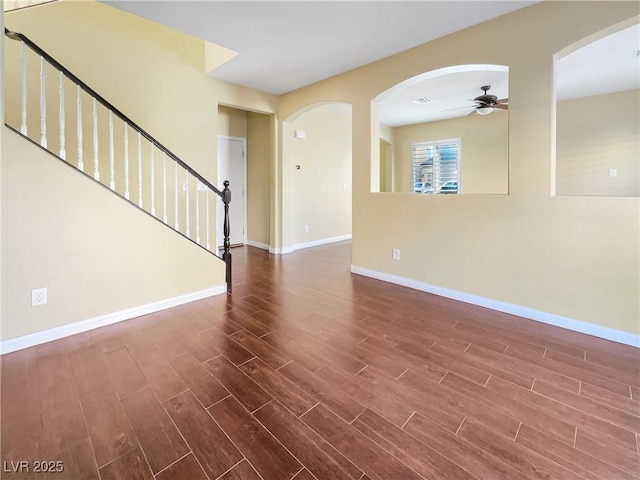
[3,27,233,289]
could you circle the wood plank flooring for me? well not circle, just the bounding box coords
[2,241,639,479]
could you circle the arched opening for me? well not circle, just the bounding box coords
[554,19,639,197]
[372,64,509,195]
[282,102,353,250]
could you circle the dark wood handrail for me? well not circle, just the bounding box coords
[5,27,233,291]
[4,27,224,199]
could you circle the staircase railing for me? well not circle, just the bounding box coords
[4,28,233,291]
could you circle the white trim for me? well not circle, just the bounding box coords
[350,265,639,348]
[246,240,269,251]
[292,234,352,251]
[269,246,294,254]
[267,234,353,254]
[0,285,227,355]
[374,64,508,102]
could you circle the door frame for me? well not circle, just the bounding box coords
[217,135,248,247]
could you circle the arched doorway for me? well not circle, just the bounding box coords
[280,102,353,252]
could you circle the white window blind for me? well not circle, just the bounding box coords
[412,138,460,194]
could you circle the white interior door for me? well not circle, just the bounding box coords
[217,136,246,247]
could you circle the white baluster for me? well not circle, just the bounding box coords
[124,123,130,200]
[137,132,143,207]
[205,189,210,250]
[195,181,201,244]
[58,71,66,160]
[76,86,83,171]
[185,172,190,238]
[92,98,99,180]
[150,145,156,216]
[109,110,115,190]
[20,42,27,135]
[174,161,179,230]
[162,152,167,223]
[39,56,47,148]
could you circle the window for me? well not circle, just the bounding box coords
[412,138,460,194]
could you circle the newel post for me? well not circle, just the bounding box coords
[222,180,232,292]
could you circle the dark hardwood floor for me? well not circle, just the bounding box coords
[2,241,639,479]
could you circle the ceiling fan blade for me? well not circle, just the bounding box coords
[467,109,477,116]
[496,98,508,103]
[494,104,508,110]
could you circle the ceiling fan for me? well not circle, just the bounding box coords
[469,85,508,115]
[442,85,508,116]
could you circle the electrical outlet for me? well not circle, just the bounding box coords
[392,248,400,261]
[304,225,310,233]
[32,288,47,307]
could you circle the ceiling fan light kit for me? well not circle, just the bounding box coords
[476,105,494,115]
[438,84,509,117]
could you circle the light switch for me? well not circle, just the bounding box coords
[609,169,617,178]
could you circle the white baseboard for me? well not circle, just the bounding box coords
[292,234,352,251]
[269,246,294,254]
[267,234,352,254]
[246,240,269,251]
[0,285,227,355]
[351,265,639,348]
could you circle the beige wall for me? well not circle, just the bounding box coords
[5,3,213,179]
[2,127,225,341]
[2,1,277,341]
[290,104,352,245]
[279,2,640,335]
[379,139,392,193]
[556,89,639,197]
[379,125,394,192]
[247,112,271,245]
[4,1,277,182]
[3,1,639,340]
[379,124,394,144]
[4,1,277,245]
[392,112,509,194]
[1,8,4,337]
[218,106,248,138]
[1,53,202,235]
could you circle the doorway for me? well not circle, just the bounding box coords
[217,135,247,247]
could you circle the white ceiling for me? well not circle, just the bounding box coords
[100,1,637,127]
[377,65,509,126]
[102,1,537,95]
[555,23,640,101]
[379,22,639,126]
